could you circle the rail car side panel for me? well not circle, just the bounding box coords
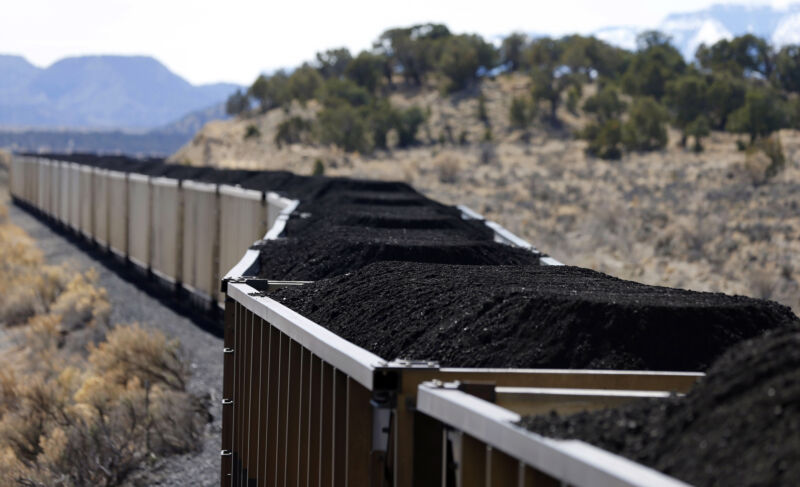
[127,174,151,269]
[108,171,128,257]
[151,177,181,284]
[218,186,266,302]
[67,163,81,231]
[37,159,49,216]
[92,168,110,246]
[29,158,38,205]
[78,166,93,238]
[47,160,57,217]
[25,157,37,205]
[181,181,218,302]
[19,157,30,204]
[58,162,70,224]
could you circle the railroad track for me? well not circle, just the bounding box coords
[10,154,704,487]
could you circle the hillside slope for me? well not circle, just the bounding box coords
[170,76,800,313]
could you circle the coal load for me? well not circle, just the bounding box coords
[270,262,798,370]
[520,330,800,486]
[254,176,540,280]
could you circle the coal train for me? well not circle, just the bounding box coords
[10,154,706,487]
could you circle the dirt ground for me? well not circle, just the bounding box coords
[170,75,800,313]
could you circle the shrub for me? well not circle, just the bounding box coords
[315,47,352,79]
[317,104,369,153]
[48,268,110,339]
[583,119,623,159]
[726,86,788,142]
[0,211,206,486]
[501,33,528,71]
[438,34,497,92]
[763,137,787,177]
[789,96,800,129]
[622,97,669,151]
[621,31,685,99]
[706,74,747,129]
[275,117,312,148]
[531,68,580,124]
[225,89,249,116]
[566,85,581,115]
[244,124,261,140]
[746,135,786,182]
[582,86,625,123]
[312,159,325,176]
[395,106,426,148]
[775,45,800,92]
[248,71,291,111]
[477,94,489,123]
[376,24,451,86]
[581,87,626,159]
[685,115,711,152]
[345,52,385,92]
[479,142,498,165]
[287,64,323,105]
[319,78,372,108]
[434,152,463,183]
[367,100,396,150]
[88,323,188,391]
[665,74,709,146]
[509,96,533,129]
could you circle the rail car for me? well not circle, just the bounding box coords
[10,154,700,487]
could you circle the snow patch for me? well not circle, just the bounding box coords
[687,19,733,56]
[593,26,639,51]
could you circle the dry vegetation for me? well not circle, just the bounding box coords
[172,74,800,313]
[0,185,206,486]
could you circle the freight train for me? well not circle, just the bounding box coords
[10,154,712,487]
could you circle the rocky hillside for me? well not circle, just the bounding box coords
[170,75,800,313]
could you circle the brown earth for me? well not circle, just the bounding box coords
[170,74,800,313]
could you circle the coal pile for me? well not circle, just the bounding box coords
[270,262,798,370]
[520,330,800,486]
[256,232,536,281]
[256,207,535,280]
[253,173,539,280]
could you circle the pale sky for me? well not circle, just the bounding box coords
[0,0,791,86]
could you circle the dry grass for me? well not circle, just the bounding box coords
[0,197,206,486]
[433,151,463,184]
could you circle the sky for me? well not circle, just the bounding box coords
[0,0,793,86]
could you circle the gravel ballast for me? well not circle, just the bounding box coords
[519,330,800,487]
[271,262,799,370]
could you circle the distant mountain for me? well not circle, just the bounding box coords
[0,55,239,130]
[593,3,800,59]
[153,102,229,136]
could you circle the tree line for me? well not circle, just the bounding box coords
[227,24,800,159]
